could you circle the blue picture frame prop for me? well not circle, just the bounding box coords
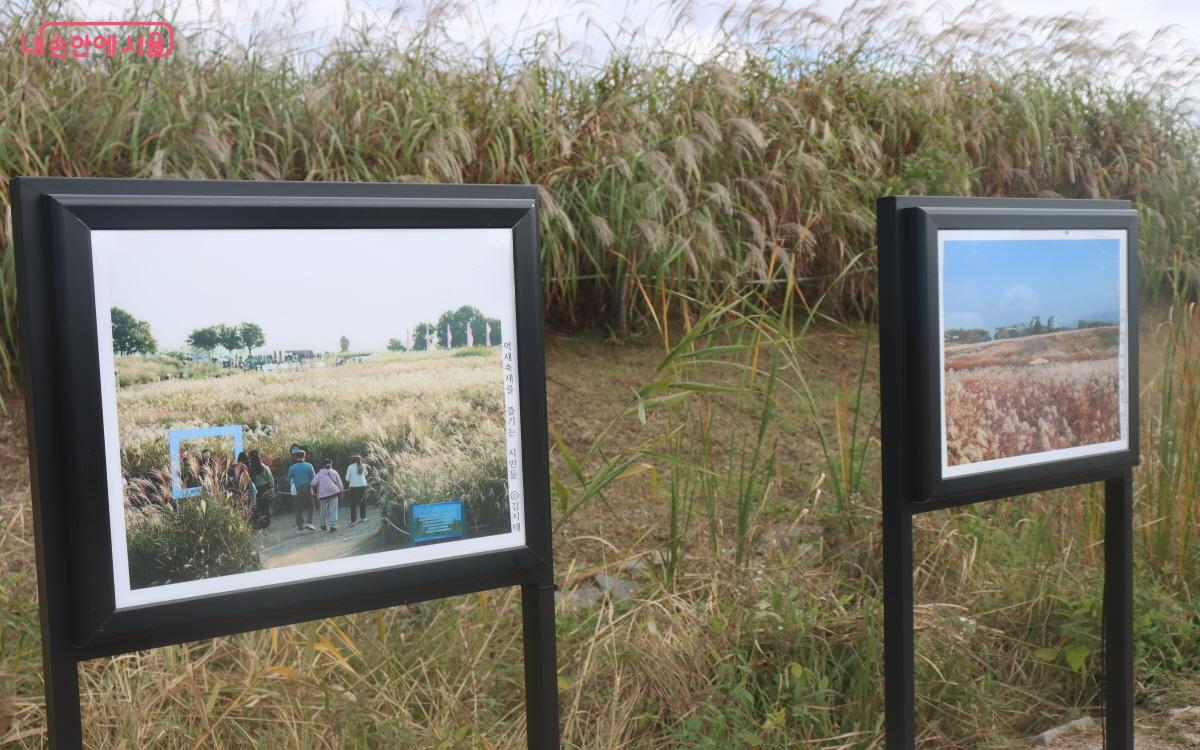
[168,424,244,500]
[877,196,1137,749]
[12,177,560,749]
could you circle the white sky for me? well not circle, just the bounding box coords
[91,228,515,352]
[72,0,1200,62]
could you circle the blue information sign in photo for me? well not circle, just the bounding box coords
[410,499,465,544]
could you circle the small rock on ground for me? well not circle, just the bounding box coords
[556,585,603,612]
[593,573,639,600]
[1030,716,1096,747]
[756,525,823,556]
[556,572,641,612]
[619,557,650,575]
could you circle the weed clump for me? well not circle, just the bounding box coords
[126,493,261,589]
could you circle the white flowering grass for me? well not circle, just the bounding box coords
[118,349,511,534]
[944,328,1120,465]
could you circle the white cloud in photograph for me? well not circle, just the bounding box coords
[998,284,1039,314]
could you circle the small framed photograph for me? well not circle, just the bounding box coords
[938,228,1129,478]
[14,178,552,648]
[890,200,1140,502]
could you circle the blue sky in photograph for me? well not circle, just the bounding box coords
[942,237,1121,333]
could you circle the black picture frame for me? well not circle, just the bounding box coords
[881,197,1139,507]
[13,177,560,749]
[877,195,1137,750]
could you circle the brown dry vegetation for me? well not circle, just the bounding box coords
[944,327,1119,371]
[945,328,1121,466]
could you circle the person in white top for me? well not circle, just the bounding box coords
[345,454,369,525]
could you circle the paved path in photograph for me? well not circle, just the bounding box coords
[256,505,384,568]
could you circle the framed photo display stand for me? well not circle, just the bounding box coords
[877,196,1138,749]
[13,177,560,749]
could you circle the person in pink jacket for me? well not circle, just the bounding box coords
[310,459,345,532]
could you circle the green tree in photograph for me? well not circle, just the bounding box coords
[187,326,221,358]
[111,307,157,355]
[387,338,407,352]
[437,305,485,349]
[945,328,990,344]
[217,324,243,358]
[412,322,436,351]
[238,322,266,357]
[340,335,350,353]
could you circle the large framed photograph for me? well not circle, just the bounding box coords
[879,198,1140,504]
[939,229,1129,479]
[14,178,552,650]
[94,226,527,608]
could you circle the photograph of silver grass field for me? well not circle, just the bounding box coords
[944,327,1120,466]
[93,227,520,594]
[941,233,1125,470]
[119,348,509,587]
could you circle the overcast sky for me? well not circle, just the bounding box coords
[72,0,1199,63]
[92,228,515,352]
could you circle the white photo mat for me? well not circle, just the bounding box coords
[92,228,528,609]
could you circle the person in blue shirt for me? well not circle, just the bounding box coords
[287,450,317,531]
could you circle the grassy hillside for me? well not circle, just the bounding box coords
[944,327,1120,370]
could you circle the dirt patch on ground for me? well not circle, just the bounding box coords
[544,326,862,572]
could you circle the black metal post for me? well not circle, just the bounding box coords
[44,646,81,748]
[521,576,561,750]
[883,501,915,749]
[1104,473,1134,749]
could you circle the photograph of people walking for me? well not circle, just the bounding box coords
[93,227,526,607]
